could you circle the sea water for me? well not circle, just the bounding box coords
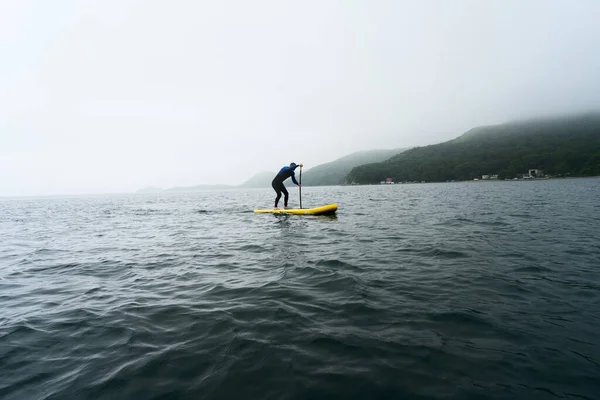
[1,179,599,399]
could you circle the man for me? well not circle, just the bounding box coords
[272,162,303,209]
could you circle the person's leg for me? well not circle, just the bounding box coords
[272,181,282,208]
[282,185,289,208]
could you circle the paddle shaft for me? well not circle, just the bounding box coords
[299,167,302,209]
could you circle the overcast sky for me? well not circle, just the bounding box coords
[1,0,600,196]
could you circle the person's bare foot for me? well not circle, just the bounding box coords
[274,207,280,210]
[284,206,291,209]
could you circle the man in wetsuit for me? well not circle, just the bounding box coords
[272,162,303,209]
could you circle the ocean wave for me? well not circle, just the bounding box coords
[0,183,599,399]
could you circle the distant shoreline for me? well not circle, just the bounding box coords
[2,176,598,199]
[343,175,600,186]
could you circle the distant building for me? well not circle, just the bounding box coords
[529,169,543,178]
[523,169,543,179]
[380,178,394,184]
[482,174,499,180]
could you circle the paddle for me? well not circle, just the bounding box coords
[299,166,303,209]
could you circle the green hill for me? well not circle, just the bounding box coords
[238,171,274,188]
[234,148,408,189]
[134,148,408,193]
[345,112,600,184]
[302,148,408,186]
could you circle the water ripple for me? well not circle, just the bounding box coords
[1,180,600,399]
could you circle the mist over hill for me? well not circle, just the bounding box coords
[301,148,408,186]
[346,111,600,183]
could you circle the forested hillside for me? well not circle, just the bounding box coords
[302,148,407,186]
[345,112,600,183]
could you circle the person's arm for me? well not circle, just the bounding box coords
[291,172,299,185]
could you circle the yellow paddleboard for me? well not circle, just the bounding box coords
[254,204,337,215]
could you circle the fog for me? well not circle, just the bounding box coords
[2,0,600,196]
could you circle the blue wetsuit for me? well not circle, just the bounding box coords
[272,165,299,207]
